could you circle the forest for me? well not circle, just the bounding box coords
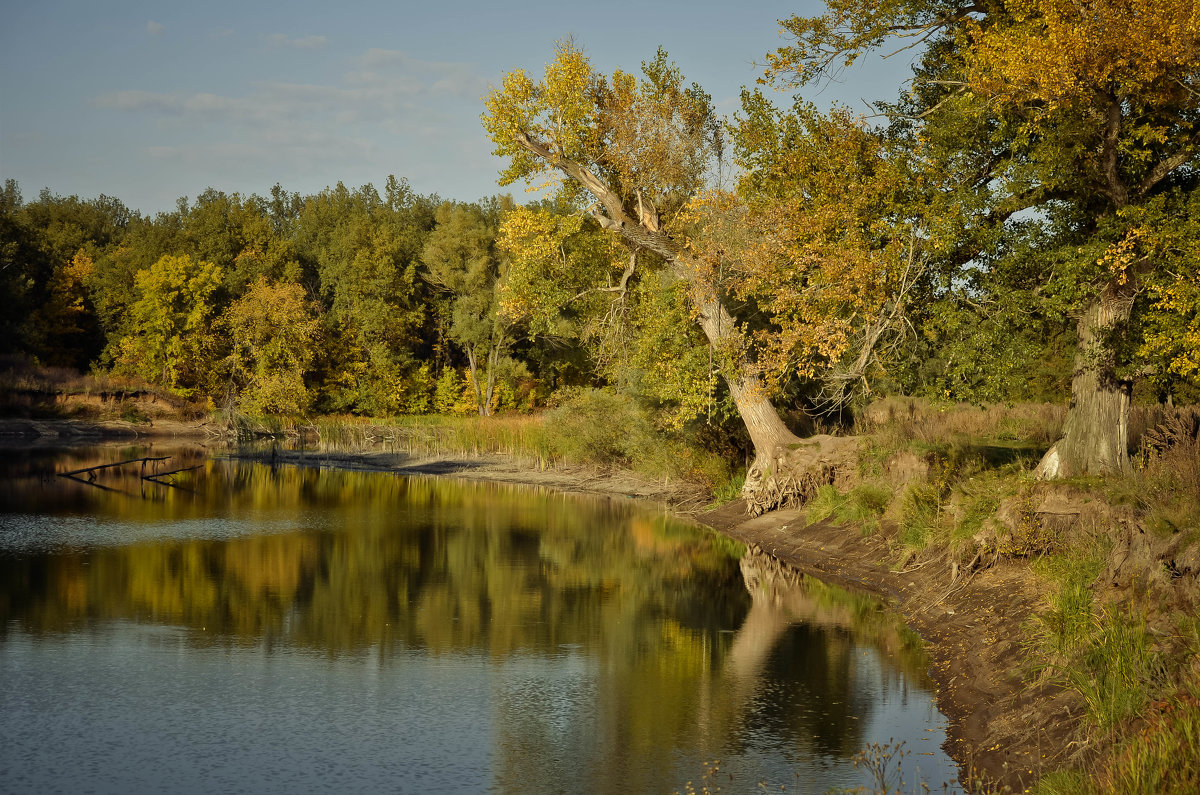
[3,2,1198,497]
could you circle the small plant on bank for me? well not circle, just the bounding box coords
[800,483,892,534]
[708,469,746,507]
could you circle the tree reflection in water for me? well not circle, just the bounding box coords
[0,447,957,793]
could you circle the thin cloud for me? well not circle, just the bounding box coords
[93,90,182,112]
[93,47,485,126]
[268,34,328,50]
[146,20,164,36]
[144,132,379,174]
[357,48,485,98]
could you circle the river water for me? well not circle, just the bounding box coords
[0,446,962,793]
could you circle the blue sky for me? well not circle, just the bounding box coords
[1,1,910,215]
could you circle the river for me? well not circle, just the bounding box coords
[0,445,962,793]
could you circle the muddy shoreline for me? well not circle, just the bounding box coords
[3,418,1058,791]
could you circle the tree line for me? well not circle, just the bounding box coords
[482,1,1200,493]
[3,0,1198,494]
[1,178,554,418]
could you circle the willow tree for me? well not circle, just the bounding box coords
[768,0,1200,477]
[483,42,826,502]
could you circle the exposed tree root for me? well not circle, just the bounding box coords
[742,434,860,517]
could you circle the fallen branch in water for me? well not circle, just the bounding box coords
[58,456,170,482]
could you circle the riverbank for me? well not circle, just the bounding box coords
[703,503,1067,793]
[6,413,1196,793]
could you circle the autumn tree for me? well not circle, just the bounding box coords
[729,97,939,413]
[484,42,862,506]
[768,0,1200,477]
[223,277,321,416]
[112,253,223,394]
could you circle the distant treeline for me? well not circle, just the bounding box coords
[0,178,566,418]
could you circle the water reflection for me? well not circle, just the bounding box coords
[0,447,959,793]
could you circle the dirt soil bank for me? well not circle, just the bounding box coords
[701,502,1072,793]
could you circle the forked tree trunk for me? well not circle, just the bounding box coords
[1035,283,1134,478]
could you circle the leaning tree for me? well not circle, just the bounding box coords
[483,42,929,511]
[484,44,834,510]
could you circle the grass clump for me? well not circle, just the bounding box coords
[898,482,942,552]
[801,482,892,534]
[1033,550,1108,655]
[708,469,746,506]
[1068,605,1166,732]
[1097,689,1200,794]
[1032,546,1165,732]
[1032,691,1200,795]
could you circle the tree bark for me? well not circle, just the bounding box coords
[688,286,801,458]
[1035,281,1134,478]
[464,345,487,417]
[484,332,502,416]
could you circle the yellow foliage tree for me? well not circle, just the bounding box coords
[113,253,223,394]
[485,42,866,509]
[768,0,1200,477]
[224,277,321,416]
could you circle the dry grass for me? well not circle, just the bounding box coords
[0,359,199,420]
[856,396,1064,447]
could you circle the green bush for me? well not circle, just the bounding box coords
[544,388,643,468]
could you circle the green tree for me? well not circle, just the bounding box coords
[0,183,130,368]
[180,188,303,294]
[294,180,436,415]
[497,202,638,380]
[422,200,515,416]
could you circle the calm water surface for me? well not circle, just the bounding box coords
[0,446,962,793]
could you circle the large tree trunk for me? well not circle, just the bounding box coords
[512,132,859,513]
[688,282,801,458]
[1035,282,1134,478]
